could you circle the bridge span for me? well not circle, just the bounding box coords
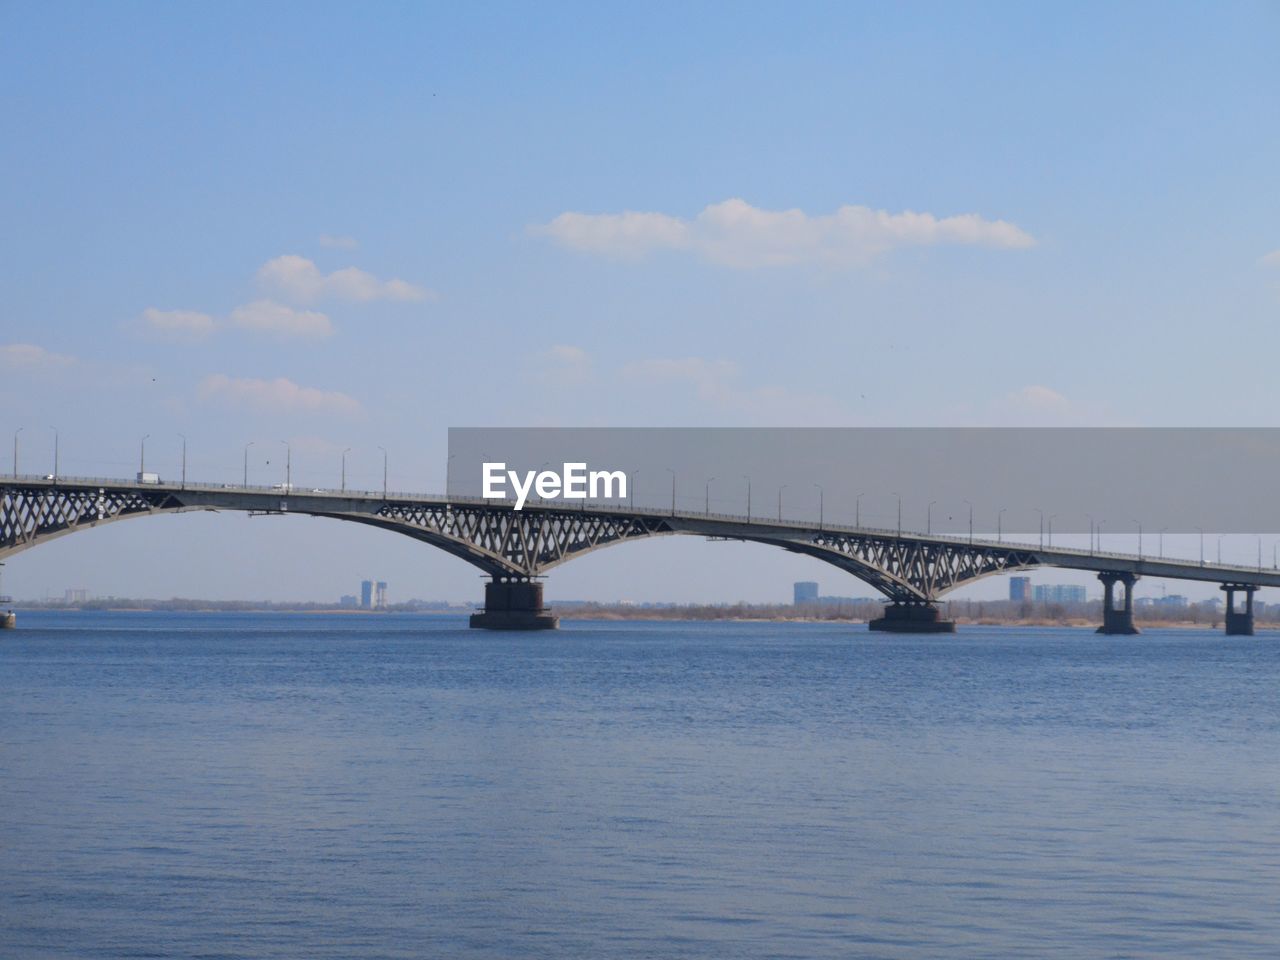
[2,474,1276,634]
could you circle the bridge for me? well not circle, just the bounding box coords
[2,474,1276,635]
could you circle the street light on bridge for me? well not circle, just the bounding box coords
[279,440,292,491]
[1048,514,1057,548]
[12,427,22,479]
[704,477,715,516]
[814,483,824,531]
[177,434,186,489]
[1035,508,1044,549]
[855,492,864,529]
[378,446,388,500]
[139,434,150,476]
[667,468,677,516]
[1159,526,1166,560]
[243,442,254,487]
[894,493,901,537]
[777,485,786,522]
[1133,520,1142,559]
[49,427,58,482]
[1195,527,1203,566]
[927,500,936,535]
[342,448,352,493]
[964,500,973,545]
[742,475,751,521]
[1087,514,1095,555]
[997,507,1006,543]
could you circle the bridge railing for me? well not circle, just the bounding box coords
[6,473,1277,577]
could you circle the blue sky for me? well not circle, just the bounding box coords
[2,2,1279,603]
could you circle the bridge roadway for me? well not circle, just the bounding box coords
[2,474,1276,634]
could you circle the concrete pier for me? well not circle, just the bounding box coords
[469,579,559,630]
[868,601,956,633]
[1222,583,1256,636]
[1097,572,1139,634]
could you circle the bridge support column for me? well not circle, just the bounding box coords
[868,601,956,633]
[1222,583,1255,636]
[469,578,559,630]
[1096,572,1139,634]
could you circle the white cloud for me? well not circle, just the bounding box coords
[532,344,594,385]
[1008,384,1070,411]
[1261,249,1280,268]
[229,299,334,339]
[198,374,361,416]
[318,234,359,250]
[534,198,1035,268]
[622,355,848,424]
[138,307,217,341]
[0,342,76,370]
[257,254,432,303]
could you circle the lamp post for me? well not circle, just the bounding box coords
[997,507,1006,543]
[1047,514,1057,548]
[445,452,454,496]
[705,477,715,516]
[666,468,677,516]
[177,434,186,488]
[12,427,21,478]
[139,434,149,477]
[1086,514,1095,555]
[1133,520,1142,559]
[378,446,387,499]
[1035,509,1044,549]
[927,500,936,536]
[855,492,864,528]
[1159,527,1166,559]
[244,441,254,487]
[814,483,824,530]
[743,475,751,521]
[894,493,901,537]
[777,485,787,522]
[630,469,639,511]
[342,448,352,493]
[1218,535,1223,565]
[50,427,58,481]
[1196,527,1203,566]
[964,500,973,544]
[279,440,292,490]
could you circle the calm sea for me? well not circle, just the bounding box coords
[2,612,1278,958]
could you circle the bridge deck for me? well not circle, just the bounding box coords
[10,474,1280,591]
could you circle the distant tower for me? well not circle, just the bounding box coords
[375,581,388,610]
[361,580,373,609]
[1009,576,1031,601]
[793,581,819,605]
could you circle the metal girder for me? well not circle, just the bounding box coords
[368,503,672,578]
[0,479,1224,603]
[0,483,181,558]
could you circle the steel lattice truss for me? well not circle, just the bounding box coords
[1,484,177,555]
[794,532,1042,601]
[367,503,672,578]
[0,481,1046,600]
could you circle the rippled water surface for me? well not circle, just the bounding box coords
[2,611,1279,958]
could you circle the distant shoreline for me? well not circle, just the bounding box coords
[7,603,1266,631]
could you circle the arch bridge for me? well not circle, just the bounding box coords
[3,475,1277,634]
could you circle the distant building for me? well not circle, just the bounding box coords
[375,581,388,609]
[793,581,819,604]
[339,594,359,609]
[361,580,373,609]
[1033,584,1087,604]
[1009,576,1031,601]
[64,588,88,603]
